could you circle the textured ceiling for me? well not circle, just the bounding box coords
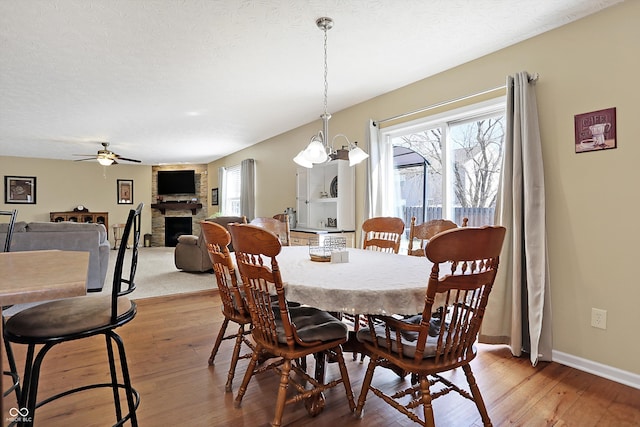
[0,0,622,165]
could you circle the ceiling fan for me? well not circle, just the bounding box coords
[73,142,142,166]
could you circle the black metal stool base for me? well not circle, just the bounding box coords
[8,331,139,427]
[7,383,140,427]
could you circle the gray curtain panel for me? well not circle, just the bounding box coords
[240,158,255,220]
[480,71,552,366]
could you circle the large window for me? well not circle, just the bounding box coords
[383,98,505,227]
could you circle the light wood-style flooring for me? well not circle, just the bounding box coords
[3,291,639,426]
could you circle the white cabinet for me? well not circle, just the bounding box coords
[295,159,355,232]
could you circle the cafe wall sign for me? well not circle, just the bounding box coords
[574,107,617,153]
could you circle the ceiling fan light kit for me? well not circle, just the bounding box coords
[97,157,115,166]
[293,17,368,169]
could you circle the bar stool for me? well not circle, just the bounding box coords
[4,204,143,426]
[1,209,21,402]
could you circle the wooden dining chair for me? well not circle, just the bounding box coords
[272,214,291,244]
[361,216,404,254]
[250,216,290,246]
[229,223,355,427]
[4,203,143,427]
[272,213,288,223]
[351,216,406,360]
[407,216,469,257]
[354,225,506,427]
[200,220,254,392]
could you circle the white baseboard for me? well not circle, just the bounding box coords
[552,350,640,390]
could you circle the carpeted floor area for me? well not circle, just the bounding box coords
[103,246,214,299]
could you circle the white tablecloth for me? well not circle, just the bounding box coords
[276,246,431,315]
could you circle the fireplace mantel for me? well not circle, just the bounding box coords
[151,202,203,215]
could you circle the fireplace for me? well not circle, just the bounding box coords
[165,217,192,247]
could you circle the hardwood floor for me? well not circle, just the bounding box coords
[3,291,639,426]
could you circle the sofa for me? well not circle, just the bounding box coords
[0,221,110,292]
[174,216,246,272]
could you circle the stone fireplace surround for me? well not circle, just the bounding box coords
[150,164,208,247]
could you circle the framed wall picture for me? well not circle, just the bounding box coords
[117,179,134,204]
[211,188,219,206]
[574,107,617,153]
[4,176,36,204]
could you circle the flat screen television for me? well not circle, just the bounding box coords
[157,170,196,195]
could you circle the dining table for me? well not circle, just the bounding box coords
[277,245,432,316]
[0,250,89,423]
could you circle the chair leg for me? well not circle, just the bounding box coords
[333,347,356,412]
[3,332,21,401]
[105,333,123,422]
[419,376,436,427]
[8,343,34,426]
[271,358,291,427]
[234,344,261,408]
[109,330,139,427]
[349,314,367,362]
[352,314,360,361]
[354,355,378,418]
[225,324,245,393]
[209,318,230,365]
[23,343,54,427]
[462,363,492,426]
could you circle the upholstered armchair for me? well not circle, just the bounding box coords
[174,216,246,272]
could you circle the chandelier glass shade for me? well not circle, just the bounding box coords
[302,133,329,164]
[293,17,368,169]
[348,145,369,166]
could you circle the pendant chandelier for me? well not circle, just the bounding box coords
[293,17,369,169]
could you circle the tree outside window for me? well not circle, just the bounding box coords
[391,110,505,227]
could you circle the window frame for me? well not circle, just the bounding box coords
[380,97,506,225]
[221,164,241,216]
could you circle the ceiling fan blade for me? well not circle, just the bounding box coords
[71,143,140,164]
[116,157,142,163]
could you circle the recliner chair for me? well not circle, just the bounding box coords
[174,216,246,272]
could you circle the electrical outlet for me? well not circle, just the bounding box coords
[591,308,607,330]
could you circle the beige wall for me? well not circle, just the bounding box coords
[209,2,640,375]
[0,156,153,237]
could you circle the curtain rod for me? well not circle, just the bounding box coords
[374,72,539,127]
